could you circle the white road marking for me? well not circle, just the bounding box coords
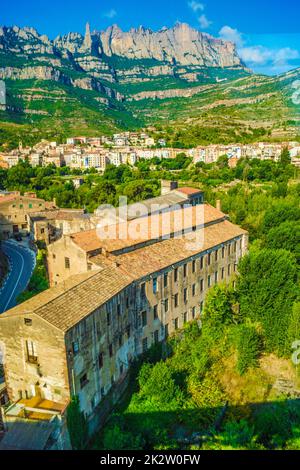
[3,245,25,312]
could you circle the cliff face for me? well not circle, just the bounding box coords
[96,23,243,67]
[0,23,247,99]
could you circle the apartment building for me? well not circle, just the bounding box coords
[0,200,248,434]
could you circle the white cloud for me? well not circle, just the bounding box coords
[103,9,117,19]
[218,24,299,74]
[188,1,205,12]
[273,47,299,66]
[239,45,299,67]
[239,46,272,65]
[198,14,212,29]
[219,25,244,48]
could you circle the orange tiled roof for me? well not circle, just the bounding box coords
[0,218,247,331]
[176,187,203,195]
[71,203,226,254]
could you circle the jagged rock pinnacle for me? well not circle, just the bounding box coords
[83,22,92,50]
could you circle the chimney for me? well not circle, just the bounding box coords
[216,199,222,212]
[161,180,178,196]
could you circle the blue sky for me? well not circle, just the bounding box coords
[2,0,300,75]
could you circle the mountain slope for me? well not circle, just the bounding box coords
[0,23,298,148]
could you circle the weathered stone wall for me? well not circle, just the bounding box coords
[0,313,69,404]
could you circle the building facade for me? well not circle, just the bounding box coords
[0,199,248,432]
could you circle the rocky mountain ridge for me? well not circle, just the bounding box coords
[0,22,247,100]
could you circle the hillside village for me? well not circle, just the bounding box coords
[1,132,300,171]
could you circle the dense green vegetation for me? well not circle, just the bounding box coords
[17,248,49,303]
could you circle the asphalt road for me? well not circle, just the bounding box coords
[0,241,36,314]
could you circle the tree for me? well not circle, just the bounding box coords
[237,249,298,356]
[204,283,237,326]
[236,325,262,375]
[67,396,89,450]
[264,221,300,263]
[280,147,291,166]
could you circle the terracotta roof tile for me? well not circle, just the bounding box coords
[71,203,226,254]
[0,217,247,332]
[175,187,203,195]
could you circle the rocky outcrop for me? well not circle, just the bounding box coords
[0,66,124,101]
[128,84,212,101]
[97,23,243,67]
[0,22,248,105]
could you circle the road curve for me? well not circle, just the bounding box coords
[0,241,36,314]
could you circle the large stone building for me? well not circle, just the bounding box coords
[0,192,50,239]
[0,196,248,438]
[47,184,205,286]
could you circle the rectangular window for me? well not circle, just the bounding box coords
[192,260,196,273]
[183,264,187,278]
[163,273,168,288]
[192,284,196,296]
[142,311,147,327]
[141,283,146,297]
[41,228,45,234]
[165,324,169,338]
[183,312,187,324]
[142,338,148,353]
[153,277,157,294]
[215,250,218,261]
[221,267,225,280]
[153,304,158,319]
[228,244,231,255]
[200,301,204,313]
[215,271,218,283]
[164,298,169,313]
[154,330,159,344]
[29,203,33,209]
[80,373,88,389]
[174,293,178,308]
[234,242,237,252]
[26,340,38,363]
[174,268,178,282]
[184,288,188,303]
[72,341,79,355]
[200,279,204,292]
[65,257,70,269]
[207,253,211,266]
[222,247,225,258]
[208,275,211,288]
[117,304,121,316]
[98,353,103,368]
[174,318,179,330]
[200,257,203,269]
[109,344,113,357]
[107,311,111,326]
[24,318,32,326]
[192,306,196,319]
[126,325,131,338]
